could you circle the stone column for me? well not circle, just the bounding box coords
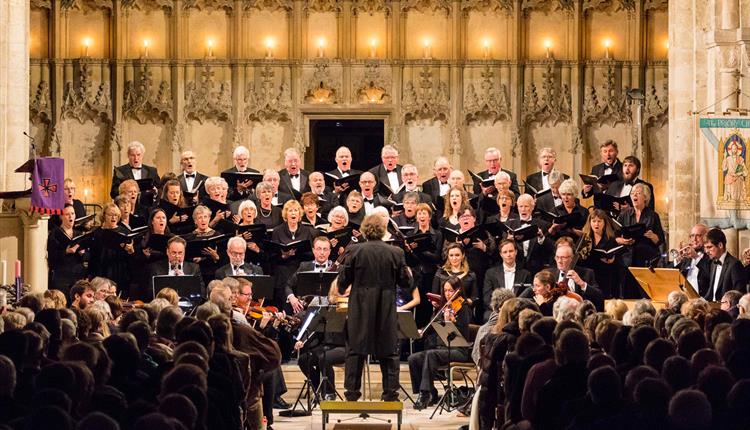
[16,199,48,293]
[0,0,30,192]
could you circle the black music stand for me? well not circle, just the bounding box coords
[397,311,420,405]
[152,275,204,311]
[281,309,320,417]
[296,271,339,298]
[310,307,346,405]
[231,275,274,302]
[429,321,469,419]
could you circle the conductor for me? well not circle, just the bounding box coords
[336,213,413,401]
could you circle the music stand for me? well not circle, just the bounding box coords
[310,307,346,405]
[231,275,274,302]
[397,311,420,405]
[627,267,700,301]
[152,275,204,311]
[429,321,469,419]
[281,309,320,418]
[296,271,338,298]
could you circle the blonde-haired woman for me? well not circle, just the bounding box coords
[89,202,135,296]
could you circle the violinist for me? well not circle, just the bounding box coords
[527,269,561,316]
[236,200,266,266]
[408,276,472,410]
[47,204,87,297]
[215,237,263,279]
[89,202,136,296]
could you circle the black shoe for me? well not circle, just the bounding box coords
[273,397,291,409]
[344,391,361,402]
[413,392,431,410]
[381,393,399,402]
[428,390,439,406]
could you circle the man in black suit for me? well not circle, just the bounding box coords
[421,156,452,205]
[278,147,310,198]
[148,236,205,298]
[261,169,293,207]
[473,147,520,197]
[110,140,160,199]
[524,147,568,194]
[582,140,623,198]
[550,239,604,310]
[703,228,748,301]
[326,146,363,197]
[674,223,710,297]
[357,172,392,214]
[308,171,337,217]
[368,144,403,195]
[534,171,565,214]
[506,193,554,274]
[393,164,432,204]
[286,236,334,302]
[222,145,260,201]
[177,150,209,205]
[214,236,264,280]
[483,239,532,320]
[605,155,655,210]
[336,214,413,401]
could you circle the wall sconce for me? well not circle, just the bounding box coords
[482,39,490,59]
[142,39,150,59]
[423,38,432,59]
[603,38,612,59]
[207,38,215,58]
[317,37,326,58]
[369,38,377,59]
[544,39,552,59]
[82,37,92,57]
[265,37,275,59]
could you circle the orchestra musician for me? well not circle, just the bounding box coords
[524,147,569,193]
[527,269,563,316]
[673,224,710,296]
[177,150,209,204]
[47,204,87,297]
[254,182,283,229]
[483,239,532,318]
[368,145,403,194]
[408,276,472,410]
[223,145,259,201]
[214,236,263,279]
[110,141,160,199]
[473,147,520,197]
[278,148,310,197]
[336,214,413,402]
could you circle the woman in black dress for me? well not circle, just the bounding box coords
[186,204,224,284]
[89,202,136,296]
[255,181,283,229]
[580,209,622,299]
[47,204,87,297]
[548,178,588,241]
[159,179,193,235]
[236,199,267,266]
[432,242,477,304]
[408,203,443,327]
[439,186,469,230]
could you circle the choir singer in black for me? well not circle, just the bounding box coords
[336,214,413,401]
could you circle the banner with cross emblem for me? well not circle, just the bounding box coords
[30,157,65,215]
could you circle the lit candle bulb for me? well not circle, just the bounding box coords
[317,37,326,58]
[423,38,431,59]
[482,39,490,59]
[265,37,275,59]
[544,39,552,59]
[603,39,611,59]
[143,39,150,58]
[82,37,91,57]
[207,38,215,58]
[369,38,377,59]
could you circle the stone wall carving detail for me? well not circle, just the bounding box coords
[61,0,114,11]
[510,125,522,157]
[171,123,186,154]
[122,0,174,12]
[645,80,668,127]
[303,61,342,104]
[243,0,293,11]
[61,63,112,123]
[582,65,630,127]
[245,66,292,122]
[352,0,391,16]
[521,64,571,126]
[569,125,583,154]
[449,127,462,155]
[460,0,513,13]
[401,0,452,14]
[123,64,173,124]
[30,81,51,124]
[582,0,635,13]
[109,122,122,154]
[183,0,234,11]
[31,0,52,9]
[354,62,391,104]
[305,0,342,13]
[184,64,232,123]
[643,0,667,11]
[402,66,450,124]
[463,66,510,124]
[521,0,573,13]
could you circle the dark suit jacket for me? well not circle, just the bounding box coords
[524,171,569,195]
[278,169,310,198]
[582,160,622,198]
[706,253,748,301]
[325,168,363,179]
[483,265,532,313]
[147,260,205,298]
[421,177,449,202]
[222,166,260,201]
[678,253,711,298]
[534,191,559,214]
[285,260,333,299]
[214,262,264,280]
[177,171,209,203]
[368,164,403,192]
[473,169,520,196]
[550,266,604,310]
[606,178,655,210]
[505,218,554,274]
[110,164,160,198]
[393,189,432,205]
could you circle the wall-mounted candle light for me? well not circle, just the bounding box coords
[423,38,432,59]
[544,38,552,59]
[317,37,326,58]
[603,38,612,59]
[482,39,490,59]
[369,38,377,59]
[82,37,92,57]
[143,39,150,59]
[265,37,275,59]
[207,38,215,58]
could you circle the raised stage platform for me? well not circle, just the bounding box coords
[274,363,472,430]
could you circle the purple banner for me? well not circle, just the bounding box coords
[30,157,65,215]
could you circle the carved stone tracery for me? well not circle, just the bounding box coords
[645,77,668,127]
[29,81,51,124]
[183,0,234,11]
[402,66,450,124]
[305,0,342,13]
[243,0,293,11]
[60,0,114,11]
[463,66,510,124]
[401,0,451,14]
[521,63,571,126]
[354,62,391,104]
[184,64,232,123]
[352,0,391,16]
[521,0,573,13]
[303,61,341,104]
[245,66,292,122]
[30,0,52,9]
[61,63,111,123]
[123,63,173,124]
[461,0,513,13]
[582,0,635,13]
[122,0,174,11]
[582,64,630,127]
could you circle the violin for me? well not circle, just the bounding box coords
[244,304,302,331]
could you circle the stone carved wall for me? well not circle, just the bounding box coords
[29,0,668,213]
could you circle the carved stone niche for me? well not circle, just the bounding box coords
[245,66,292,123]
[643,0,667,11]
[60,0,114,11]
[30,81,51,125]
[184,64,232,124]
[521,0,574,14]
[303,61,342,104]
[244,0,293,12]
[354,61,392,104]
[30,0,52,9]
[305,0,342,14]
[402,66,450,124]
[352,0,392,16]
[61,62,112,124]
[401,0,451,15]
[521,62,571,126]
[461,0,513,14]
[582,63,630,127]
[123,63,173,124]
[463,65,510,125]
[121,0,175,12]
[183,0,234,11]
[645,71,668,128]
[582,0,635,13]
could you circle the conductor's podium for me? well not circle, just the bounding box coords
[320,400,403,430]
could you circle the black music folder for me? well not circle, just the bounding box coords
[468,170,495,188]
[324,172,361,190]
[101,226,148,249]
[185,234,227,259]
[264,239,313,255]
[221,171,264,190]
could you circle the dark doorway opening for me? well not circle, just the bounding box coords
[307,119,385,173]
